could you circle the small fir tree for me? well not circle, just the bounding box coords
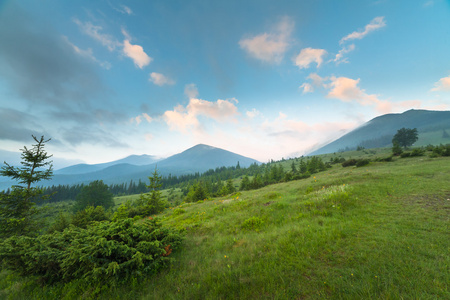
[138,167,166,215]
[0,135,53,237]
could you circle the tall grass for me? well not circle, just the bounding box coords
[1,155,449,299]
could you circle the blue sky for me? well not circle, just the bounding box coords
[0,0,449,168]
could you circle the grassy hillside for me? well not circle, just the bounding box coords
[1,151,449,299]
[310,109,450,155]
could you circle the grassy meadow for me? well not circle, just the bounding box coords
[1,151,449,299]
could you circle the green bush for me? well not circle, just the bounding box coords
[355,159,370,167]
[241,217,264,231]
[400,152,411,158]
[0,218,183,285]
[342,159,358,167]
[410,148,425,157]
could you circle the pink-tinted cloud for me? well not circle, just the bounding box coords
[163,97,239,132]
[431,75,450,92]
[294,48,327,69]
[326,76,421,114]
[239,17,293,63]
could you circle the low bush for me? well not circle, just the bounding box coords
[355,159,370,167]
[342,159,358,167]
[410,148,425,157]
[0,218,183,286]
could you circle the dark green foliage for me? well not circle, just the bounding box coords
[392,127,418,149]
[0,218,183,285]
[239,175,250,191]
[0,136,53,237]
[400,152,411,158]
[342,158,371,167]
[225,178,236,194]
[410,148,425,157]
[342,159,358,167]
[0,188,40,238]
[71,206,109,228]
[1,136,53,190]
[136,168,167,216]
[355,159,370,167]
[73,180,114,212]
[392,141,403,156]
[376,156,393,162]
[186,181,209,202]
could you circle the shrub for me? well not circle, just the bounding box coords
[172,208,185,216]
[0,218,183,285]
[400,152,411,158]
[241,217,264,232]
[410,148,425,157]
[355,159,370,167]
[342,159,358,167]
[377,156,393,162]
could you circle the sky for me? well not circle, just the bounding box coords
[0,0,449,168]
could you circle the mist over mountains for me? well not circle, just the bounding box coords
[1,109,449,191]
[0,144,260,190]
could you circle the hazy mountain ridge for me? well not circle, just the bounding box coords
[0,144,260,190]
[54,154,161,175]
[309,109,450,155]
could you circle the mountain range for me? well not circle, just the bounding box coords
[0,144,260,190]
[1,109,449,191]
[309,109,450,155]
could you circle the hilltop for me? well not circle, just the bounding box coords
[310,109,450,155]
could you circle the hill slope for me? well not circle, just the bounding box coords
[4,152,448,299]
[309,109,450,155]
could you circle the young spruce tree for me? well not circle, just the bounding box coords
[0,135,53,237]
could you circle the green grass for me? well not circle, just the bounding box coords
[1,154,449,299]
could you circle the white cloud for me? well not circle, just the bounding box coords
[149,72,175,86]
[333,44,355,65]
[184,83,199,99]
[431,75,450,92]
[299,82,314,94]
[123,40,152,69]
[132,113,153,125]
[239,16,294,63]
[121,5,133,15]
[121,27,132,41]
[294,48,327,69]
[300,73,327,94]
[340,16,386,44]
[163,97,239,132]
[63,36,111,69]
[73,18,119,51]
[246,108,261,118]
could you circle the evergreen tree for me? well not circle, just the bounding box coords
[138,167,166,215]
[225,178,236,194]
[73,180,114,212]
[240,175,250,191]
[0,135,53,237]
[291,161,298,174]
